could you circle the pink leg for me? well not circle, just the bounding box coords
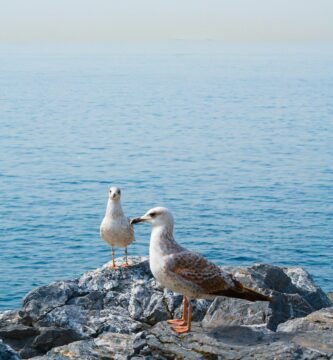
[172,300,192,334]
[110,246,116,268]
[167,296,188,326]
[121,247,129,267]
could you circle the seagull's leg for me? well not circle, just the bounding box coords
[188,301,192,331]
[121,247,129,267]
[110,246,116,268]
[172,300,192,334]
[167,296,188,326]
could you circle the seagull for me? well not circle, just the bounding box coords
[100,187,135,268]
[131,207,271,334]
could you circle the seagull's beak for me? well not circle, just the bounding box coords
[130,215,150,225]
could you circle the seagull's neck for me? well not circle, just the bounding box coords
[105,199,124,218]
[150,224,181,257]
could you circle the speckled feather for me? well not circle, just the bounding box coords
[168,252,236,293]
[147,207,271,302]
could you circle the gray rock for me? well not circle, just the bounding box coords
[0,312,21,329]
[202,297,271,328]
[1,257,332,359]
[328,292,333,303]
[203,264,332,331]
[283,267,332,310]
[31,327,82,352]
[228,263,331,310]
[0,322,40,359]
[21,281,80,326]
[0,339,21,360]
[0,325,39,340]
[277,307,333,333]
[276,308,333,359]
[134,321,332,359]
[267,292,315,330]
[30,332,134,360]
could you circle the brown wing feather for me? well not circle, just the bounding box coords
[169,252,237,294]
[168,252,271,302]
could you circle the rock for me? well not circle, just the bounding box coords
[227,263,331,310]
[0,312,21,329]
[0,256,332,359]
[134,321,332,359]
[0,339,21,360]
[0,324,39,359]
[31,327,82,352]
[202,297,271,328]
[0,325,39,340]
[203,263,332,331]
[277,307,333,333]
[283,267,332,310]
[276,308,333,359]
[20,281,80,326]
[328,292,333,303]
[29,332,134,360]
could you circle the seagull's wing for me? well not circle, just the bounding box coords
[166,251,272,301]
[166,251,238,293]
[127,217,135,242]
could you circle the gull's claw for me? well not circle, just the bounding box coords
[167,319,186,326]
[171,325,190,334]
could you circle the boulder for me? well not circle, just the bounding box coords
[133,320,333,359]
[328,292,333,303]
[0,256,331,359]
[277,307,333,333]
[29,332,134,360]
[203,264,332,331]
[0,339,21,360]
[227,263,331,310]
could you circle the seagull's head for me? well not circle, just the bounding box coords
[131,207,174,228]
[108,186,121,201]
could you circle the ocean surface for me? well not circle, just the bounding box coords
[0,43,332,310]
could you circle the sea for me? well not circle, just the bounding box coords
[0,42,332,310]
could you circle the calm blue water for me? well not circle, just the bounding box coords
[0,43,332,310]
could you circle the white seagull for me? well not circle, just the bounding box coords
[100,187,135,268]
[131,207,271,334]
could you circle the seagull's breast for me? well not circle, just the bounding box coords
[100,215,134,247]
[149,239,188,294]
[150,254,177,290]
[150,253,199,296]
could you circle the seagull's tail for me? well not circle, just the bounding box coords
[212,285,272,302]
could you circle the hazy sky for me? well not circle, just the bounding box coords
[1,0,333,42]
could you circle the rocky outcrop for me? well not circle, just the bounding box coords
[134,316,333,359]
[0,339,21,360]
[328,292,333,303]
[203,263,332,331]
[24,309,333,359]
[0,257,331,359]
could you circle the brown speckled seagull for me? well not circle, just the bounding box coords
[131,207,271,334]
